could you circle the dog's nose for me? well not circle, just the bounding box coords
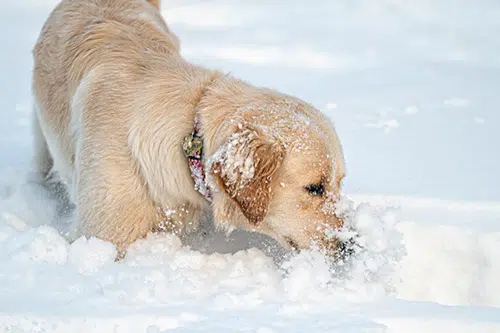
[316,230,357,262]
[333,237,356,261]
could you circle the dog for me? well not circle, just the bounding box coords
[31,0,347,256]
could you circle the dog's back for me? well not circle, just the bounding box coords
[34,0,176,102]
[30,0,214,251]
[31,0,178,183]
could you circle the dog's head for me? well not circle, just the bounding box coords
[207,93,346,255]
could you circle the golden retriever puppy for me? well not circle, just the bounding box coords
[31,0,347,255]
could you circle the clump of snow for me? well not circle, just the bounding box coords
[334,198,405,299]
[210,129,257,189]
[280,195,406,303]
[281,250,333,302]
[68,236,117,275]
[4,225,69,265]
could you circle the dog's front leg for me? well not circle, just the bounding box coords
[73,137,160,253]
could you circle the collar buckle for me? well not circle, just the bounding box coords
[182,117,213,202]
[182,133,203,160]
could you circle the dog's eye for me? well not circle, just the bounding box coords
[305,183,325,196]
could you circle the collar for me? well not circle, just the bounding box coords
[182,116,213,202]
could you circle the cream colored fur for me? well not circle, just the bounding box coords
[32,0,347,254]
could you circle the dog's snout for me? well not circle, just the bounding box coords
[313,226,357,261]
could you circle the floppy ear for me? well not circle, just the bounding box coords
[146,0,161,9]
[211,127,284,225]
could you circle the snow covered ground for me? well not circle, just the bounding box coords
[1,0,499,332]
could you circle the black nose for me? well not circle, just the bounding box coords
[334,236,357,261]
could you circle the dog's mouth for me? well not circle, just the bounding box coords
[282,234,358,262]
[284,237,300,251]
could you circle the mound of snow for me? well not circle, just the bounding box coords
[1,188,499,332]
[0,192,408,332]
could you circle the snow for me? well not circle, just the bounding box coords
[1,0,499,332]
[211,129,257,189]
[1,193,499,332]
[474,117,486,124]
[443,98,469,108]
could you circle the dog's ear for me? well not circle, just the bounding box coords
[146,0,161,9]
[211,127,284,225]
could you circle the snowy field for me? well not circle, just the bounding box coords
[1,0,500,332]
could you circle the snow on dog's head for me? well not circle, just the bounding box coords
[206,92,348,256]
